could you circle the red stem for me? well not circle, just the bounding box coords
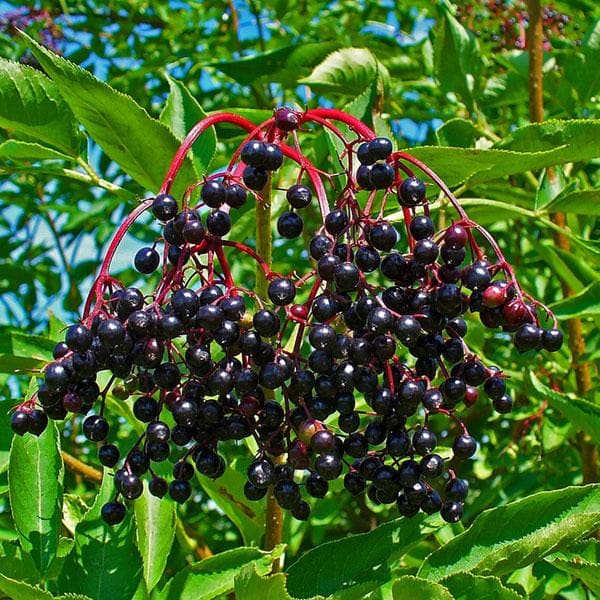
[160,113,258,194]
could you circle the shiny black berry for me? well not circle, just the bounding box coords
[101,501,126,526]
[206,210,231,237]
[11,410,30,436]
[277,212,304,239]
[398,177,426,206]
[286,184,312,208]
[452,434,477,459]
[134,247,160,274]
[98,444,120,468]
[152,194,178,222]
[541,328,563,352]
[268,278,296,305]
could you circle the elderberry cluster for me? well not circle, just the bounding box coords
[456,0,576,51]
[11,107,562,529]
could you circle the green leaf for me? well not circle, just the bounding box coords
[300,48,389,96]
[546,540,600,596]
[549,280,600,319]
[286,515,425,598]
[134,484,176,592]
[63,494,90,536]
[0,327,55,373]
[433,4,481,111]
[545,189,600,215]
[234,563,294,600]
[0,58,81,155]
[0,571,92,600]
[196,447,265,545]
[544,244,599,288]
[58,472,143,600]
[407,119,600,186]
[211,42,338,87]
[392,576,453,599]
[440,573,525,599]
[418,484,600,581]
[160,76,216,176]
[435,118,478,148]
[155,546,283,600]
[0,400,14,475]
[0,140,72,162]
[534,167,569,212]
[560,45,600,104]
[8,421,63,577]
[24,33,198,197]
[496,118,600,153]
[530,373,600,441]
[344,81,377,126]
[535,242,585,293]
[0,541,43,585]
[0,573,54,600]
[207,108,271,140]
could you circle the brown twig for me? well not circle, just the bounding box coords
[526,0,597,482]
[226,0,242,54]
[526,0,544,123]
[61,450,103,484]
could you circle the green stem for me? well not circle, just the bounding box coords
[255,174,284,568]
[255,175,272,299]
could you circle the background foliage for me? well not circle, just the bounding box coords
[0,1,598,599]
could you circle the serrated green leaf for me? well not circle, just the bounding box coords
[440,573,525,599]
[300,48,389,96]
[286,515,425,598]
[134,484,176,592]
[530,373,600,441]
[545,189,600,215]
[211,42,338,87]
[0,58,81,155]
[23,33,197,197]
[234,563,295,600]
[328,580,382,599]
[155,546,284,600]
[0,571,92,600]
[58,472,143,600]
[0,140,72,162]
[418,484,600,581]
[160,76,216,176]
[392,576,453,599]
[549,280,600,319]
[8,421,62,577]
[496,119,600,153]
[407,119,600,186]
[546,540,600,595]
[196,447,265,545]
